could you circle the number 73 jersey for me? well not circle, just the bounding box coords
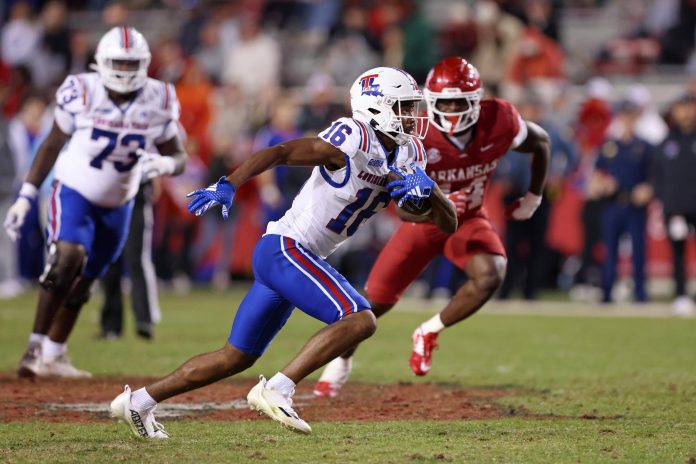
[266,117,427,259]
[52,72,180,208]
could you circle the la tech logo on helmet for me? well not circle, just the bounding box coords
[359,74,383,97]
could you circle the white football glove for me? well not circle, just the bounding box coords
[4,183,37,242]
[139,149,177,181]
[668,215,689,241]
[505,192,542,221]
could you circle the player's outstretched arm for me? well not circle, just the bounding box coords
[227,137,345,189]
[186,137,344,218]
[505,121,551,220]
[4,122,69,241]
[25,122,70,189]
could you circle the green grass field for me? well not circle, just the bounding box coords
[1,287,695,463]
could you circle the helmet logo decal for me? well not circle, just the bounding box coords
[359,74,383,97]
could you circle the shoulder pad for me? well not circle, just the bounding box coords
[55,74,91,114]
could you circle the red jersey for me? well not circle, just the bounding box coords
[422,98,526,219]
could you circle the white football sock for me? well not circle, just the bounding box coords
[318,356,353,385]
[131,387,157,411]
[420,314,446,334]
[29,333,46,346]
[267,372,296,397]
[42,339,66,361]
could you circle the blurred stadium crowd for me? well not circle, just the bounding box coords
[1,0,696,313]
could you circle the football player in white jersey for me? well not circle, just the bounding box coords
[109,67,457,437]
[4,27,188,378]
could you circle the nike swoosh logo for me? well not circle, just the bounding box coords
[480,143,494,152]
[393,84,402,88]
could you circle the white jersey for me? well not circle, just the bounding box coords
[266,117,427,258]
[53,73,180,208]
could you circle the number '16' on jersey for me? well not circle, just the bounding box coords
[266,117,427,259]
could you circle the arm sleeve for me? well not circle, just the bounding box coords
[53,75,89,135]
[155,83,181,144]
[409,137,427,170]
[317,117,361,159]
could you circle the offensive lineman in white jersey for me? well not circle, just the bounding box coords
[4,27,188,378]
[108,67,457,438]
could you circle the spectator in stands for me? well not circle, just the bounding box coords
[176,58,213,164]
[498,92,578,300]
[150,37,185,84]
[38,0,71,86]
[571,78,614,299]
[1,65,33,118]
[325,6,379,86]
[297,73,344,134]
[523,0,561,42]
[438,3,477,60]
[7,92,51,281]
[222,11,280,102]
[1,2,41,71]
[471,0,524,96]
[253,95,305,223]
[608,84,667,146]
[99,179,160,340]
[588,97,653,303]
[67,29,94,75]
[504,25,566,102]
[0,114,23,298]
[651,93,696,316]
[400,0,438,83]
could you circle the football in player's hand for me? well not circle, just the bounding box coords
[386,169,432,216]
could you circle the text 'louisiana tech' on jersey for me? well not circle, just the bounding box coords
[266,117,427,259]
[53,72,180,208]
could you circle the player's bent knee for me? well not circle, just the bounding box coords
[347,310,377,340]
[39,243,86,294]
[64,285,92,311]
[473,270,504,296]
[369,302,395,318]
[221,343,258,372]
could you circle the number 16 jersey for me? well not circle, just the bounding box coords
[53,72,180,208]
[266,117,427,259]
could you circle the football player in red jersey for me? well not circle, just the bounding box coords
[314,57,550,397]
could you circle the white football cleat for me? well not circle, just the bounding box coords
[313,356,353,398]
[247,375,311,434]
[673,296,696,317]
[110,385,169,439]
[409,326,439,376]
[17,342,42,378]
[36,354,92,378]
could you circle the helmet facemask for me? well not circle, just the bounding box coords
[92,27,151,94]
[95,57,150,94]
[380,98,429,145]
[425,88,483,135]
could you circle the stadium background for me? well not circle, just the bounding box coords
[1,2,696,463]
[2,0,696,304]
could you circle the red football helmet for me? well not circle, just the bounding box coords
[424,57,483,134]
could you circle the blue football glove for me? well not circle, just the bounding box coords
[386,165,435,208]
[186,176,235,219]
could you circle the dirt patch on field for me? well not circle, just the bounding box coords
[0,372,511,423]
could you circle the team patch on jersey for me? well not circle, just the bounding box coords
[427,148,442,164]
[368,159,384,167]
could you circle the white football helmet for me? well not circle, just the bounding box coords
[350,67,428,146]
[93,26,151,94]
